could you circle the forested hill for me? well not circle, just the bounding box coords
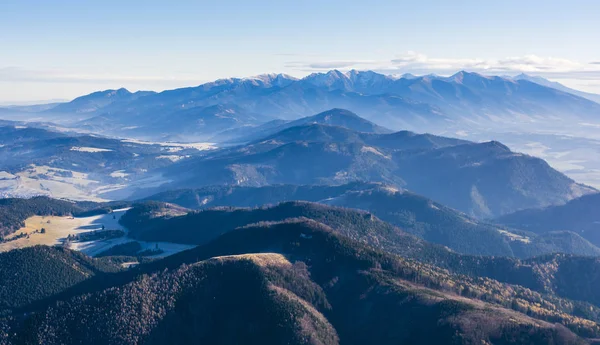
[1,219,594,344]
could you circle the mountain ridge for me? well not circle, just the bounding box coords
[12,69,600,141]
[496,192,600,247]
[513,73,600,104]
[155,116,595,218]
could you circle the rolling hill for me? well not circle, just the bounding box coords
[155,117,594,218]
[0,125,215,200]
[319,185,600,258]
[218,108,393,144]
[117,199,600,298]
[496,193,600,247]
[140,183,600,258]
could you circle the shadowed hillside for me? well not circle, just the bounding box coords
[140,185,600,258]
[497,193,600,247]
[157,119,594,218]
[0,246,122,310]
[1,220,593,344]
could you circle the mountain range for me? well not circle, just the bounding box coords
[1,108,595,218]
[512,73,600,104]
[2,70,600,142]
[143,110,595,218]
[139,183,600,258]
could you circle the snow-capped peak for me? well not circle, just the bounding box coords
[301,70,352,89]
[243,73,298,88]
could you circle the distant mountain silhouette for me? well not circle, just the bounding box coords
[17,70,600,141]
[50,88,155,114]
[513,73,600,104]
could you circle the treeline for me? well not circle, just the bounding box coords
[121,200,402,246]
[67,230,124,243]
[96,241,163,258]
[141,182,374,209]
[140,183,600,259]
[0,197,80,237]
[0,197,131,238]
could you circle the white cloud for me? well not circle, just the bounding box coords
[306,60,378,69]
[288,52,600,80]
[4,52,600,101]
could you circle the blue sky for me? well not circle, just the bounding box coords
[1,0,599,102]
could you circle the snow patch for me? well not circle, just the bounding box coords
[70,147,113,153]
[0,208,194,258]
[498,229,531,243]
[110,170,129,178]
[361,146,390,159]
[121,139,216,151]
[0,171,16,180]
[260,139,284,146]
[156,155,188,162]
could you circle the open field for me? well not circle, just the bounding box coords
[0,164,173,201]
[0,165,109,201]
[0,208,195,257]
